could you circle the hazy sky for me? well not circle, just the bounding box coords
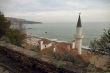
[0,0,110,22]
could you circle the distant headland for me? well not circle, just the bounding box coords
[6,17,42,24]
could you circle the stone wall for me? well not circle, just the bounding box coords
[0,42,84,73]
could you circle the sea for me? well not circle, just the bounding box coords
[23,22,110,46]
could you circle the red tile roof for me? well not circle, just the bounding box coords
[40,46,54,55]
[38,38,52,44]
[55,42,72,52]
[41,44,91,63]
[41,42,73,54]
[39,39,91,63]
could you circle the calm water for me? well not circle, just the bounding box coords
[23,22,110,46]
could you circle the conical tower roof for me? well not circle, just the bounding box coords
[77,13,82,27]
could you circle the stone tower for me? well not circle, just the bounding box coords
[75,13,83,55]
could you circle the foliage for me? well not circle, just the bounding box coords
[51,52,75,63]
[90,28,110,70]
[0,11,26,46]
[90,28,110,55]
[0,11,11,37]
[6,29,26,46]
[50,51,86,65]
[30,45,40,52]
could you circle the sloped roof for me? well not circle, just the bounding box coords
[55,42,72,52]
[38,38,52,44]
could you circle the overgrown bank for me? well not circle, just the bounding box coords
[0,11,26,47]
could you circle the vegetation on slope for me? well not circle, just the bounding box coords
[90,28,110,55]
[90,28,110,71]
[0,11,26,46]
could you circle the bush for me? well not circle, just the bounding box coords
[90,28,110,55]
[6,29,26,46]
[0,11,26,47]
[90,28,110,70]
[50,52,75,63]
[30,45,40,52]
[0,11,11,37]
[50,51,87,66]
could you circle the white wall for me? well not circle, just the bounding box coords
[40,41,52,50]
[75,27,83,54]
[72,42,75,49]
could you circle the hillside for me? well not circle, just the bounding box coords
[6,17,42,24]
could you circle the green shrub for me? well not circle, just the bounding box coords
[0,11,11,37]
[50,52,75,63]
[50,51,87,66]
[90,28,110,70]
[6,29,26,46]
[30,45,40,52]
[0,11,26,47]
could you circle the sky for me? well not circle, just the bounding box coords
[0,0,110,22]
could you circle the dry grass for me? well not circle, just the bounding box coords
[90,54,109,70]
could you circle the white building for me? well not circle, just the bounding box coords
[38,14,83,55]
[38,38,52,50]
[74,13,83,54]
